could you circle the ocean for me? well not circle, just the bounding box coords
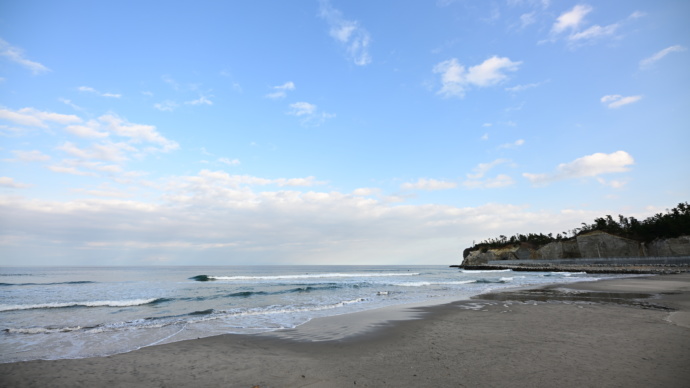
[1,265,631,363]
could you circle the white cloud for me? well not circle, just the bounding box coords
[185,96,213,106]
[463,174,515,189]
[568,23,619,42]
[464,159,516,189]
[288,102,317,116]
[59,98,84,111]
[47,165,98,177]
[57,141,135,162]
[466,159,510,179]
[480,133,489,140]
[319,0,372,66]
[519,12,537,28]
[218,157,240,166]
[597,178,627,189]
[498,139,525,149]
[640,45,687,69]
[265,82,296,99]
[154,101,178,112]
[551,4,592,34]
[65,120,109,138]
[352,187,380,196]
[523,150,634,186]
[98,114,179,152]
[600,94,642,109]
[0,171,656,266]
[7,150,51,162]
[434,56,521,98]
[78,86,122,98]
[401,178,457,191]
[0,38,50,74]
[629,11,646,19]
[505,82,541,93]
[0,107,81,128]
[0,177,31,188]
[548,4,627,46]
[287,102,335,127]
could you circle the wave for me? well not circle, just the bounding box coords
[225,285,340,298]
[4,298,367,335]
[0,298,169,312]
[0,281,96,287]
[191,272,420,281]
[475,277,513,284]
[460,269,512,273]
[542,272,587,277]
[392,280,477,287]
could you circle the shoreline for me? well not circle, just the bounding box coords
[454,263,690,274]
[1,273,689,387]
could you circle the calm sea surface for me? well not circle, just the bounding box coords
[0,265,631,363]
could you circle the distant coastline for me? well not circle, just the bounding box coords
[459,202,690,273]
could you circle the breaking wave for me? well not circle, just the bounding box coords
[191,272,421,281]
[4,297,367,335]
[0,281,96,287]
[0,298,170,312]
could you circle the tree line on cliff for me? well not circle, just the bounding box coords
[471,202,690,252]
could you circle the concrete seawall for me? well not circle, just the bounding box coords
[454,256,690,274]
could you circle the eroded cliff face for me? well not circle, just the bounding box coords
[461,232,690,266]
[575,231,644,258]
[645,236,690,257]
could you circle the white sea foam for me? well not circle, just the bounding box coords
[5,326,85,334]
[208,272,420,281]
[0,298,161,312]
[392,280,477,287]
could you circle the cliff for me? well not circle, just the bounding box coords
[462,231,690,266]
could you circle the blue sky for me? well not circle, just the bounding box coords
[1,0,688,266]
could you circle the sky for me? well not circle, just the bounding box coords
[0,0,688,266]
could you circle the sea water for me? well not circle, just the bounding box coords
[1,265,628,363]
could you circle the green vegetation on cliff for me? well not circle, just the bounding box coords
[471,202,690,252]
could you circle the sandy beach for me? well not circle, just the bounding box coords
[2,273,689,388]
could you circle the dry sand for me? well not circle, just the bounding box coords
[1,273,689,388]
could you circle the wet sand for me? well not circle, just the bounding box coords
[1,274,689,387]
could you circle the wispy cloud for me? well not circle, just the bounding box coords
[99,114,179,152]
[265,82,296,99]
[185,96,213,106]
[523,150,634,186]
[600,94,642,109]
[401,178,457,191]
[433,56,521,98]
[547,4,626,47]
[287,102,335,127]
[0,107,81,128]
[0,176,32,188]
[218,157,240,166]
[0,38,50,74]
[154,101,178,112]
[505,80,548,93]
[319,0,372,66]
[78,86,122,98]
[463,174,515,189]
[640,45,687,69]
[466,159,510,180]
[464,159,516,189]
[6,149,51,162]
[551,4,592,34]
[498,139,525,149]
